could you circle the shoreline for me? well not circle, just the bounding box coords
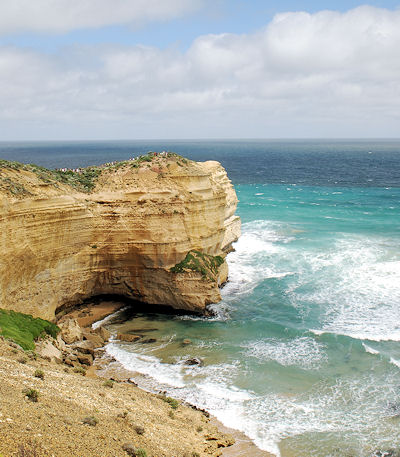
[69,300,274,457]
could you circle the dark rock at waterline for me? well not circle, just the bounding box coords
[371,450,400,457]
[387,402,400,417]
[128,328,158,333]
[184,357,204,366]
[141,338,157,344]
[187,403,210,418]
[117,333,142,343]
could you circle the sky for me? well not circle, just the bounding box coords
[1,0,400,140]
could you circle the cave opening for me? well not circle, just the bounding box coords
[54,293,201,326]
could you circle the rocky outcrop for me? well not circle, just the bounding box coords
[0,154,240,320]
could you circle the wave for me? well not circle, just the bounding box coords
[105,336,400,457]
[222,220,295,298]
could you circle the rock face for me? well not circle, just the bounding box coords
[0,155,240,320]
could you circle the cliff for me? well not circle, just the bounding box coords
[0,154,240,320]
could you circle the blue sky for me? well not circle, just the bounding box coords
[0,0,400,139]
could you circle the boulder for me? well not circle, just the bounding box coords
[117,333,141,343]
[71,340,102,356]
[94,326,111,342]
[58,318,83,344]
[77,353,93,366]
[36,339,62,363]
[82,330,105,347]
[141,338,157,344]
[184,357,204,366]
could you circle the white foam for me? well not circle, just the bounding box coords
[243,337,327,370]
[290,236,400,342]
[389,357,400,368]
[105,335,400,457]
[92,306,128,330]
[105,342,186,388]
[222,220,294,297]
[362,343,380,355]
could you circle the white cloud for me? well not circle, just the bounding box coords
[1,6,400,139]
[0,0,202,34]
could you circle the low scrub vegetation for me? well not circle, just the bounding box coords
[23,388,39,402]
[170,250,224,280]
[162,396,179,410]
[0,160,101,193]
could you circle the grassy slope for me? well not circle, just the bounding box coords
[0,309,59,351]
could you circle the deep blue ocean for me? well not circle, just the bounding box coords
[2,140,400,457]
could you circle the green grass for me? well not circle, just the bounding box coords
[0,309,59,351]
[170,250,224,280]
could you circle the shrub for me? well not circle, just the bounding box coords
[163,396,179,409]
[136,449,147,457]
[23,388,39,402]
[34,369,44,380]
[103,379,114,388]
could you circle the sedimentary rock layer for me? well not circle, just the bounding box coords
[0,155,240,320]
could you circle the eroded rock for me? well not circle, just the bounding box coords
[0,158,240,320]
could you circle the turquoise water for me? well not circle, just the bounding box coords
[2,140,400,456]
[105,182,400,457]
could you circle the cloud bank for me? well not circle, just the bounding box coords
[1,6,400,139]
[0,0,202,34]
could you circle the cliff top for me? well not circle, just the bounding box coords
[0,152,220,199]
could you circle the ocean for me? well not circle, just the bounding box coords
[2,139,400,457]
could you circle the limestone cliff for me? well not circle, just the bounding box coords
[0,154,240,320]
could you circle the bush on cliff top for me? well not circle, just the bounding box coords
[0,309,59,351]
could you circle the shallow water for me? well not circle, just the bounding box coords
[3,139,400,456]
